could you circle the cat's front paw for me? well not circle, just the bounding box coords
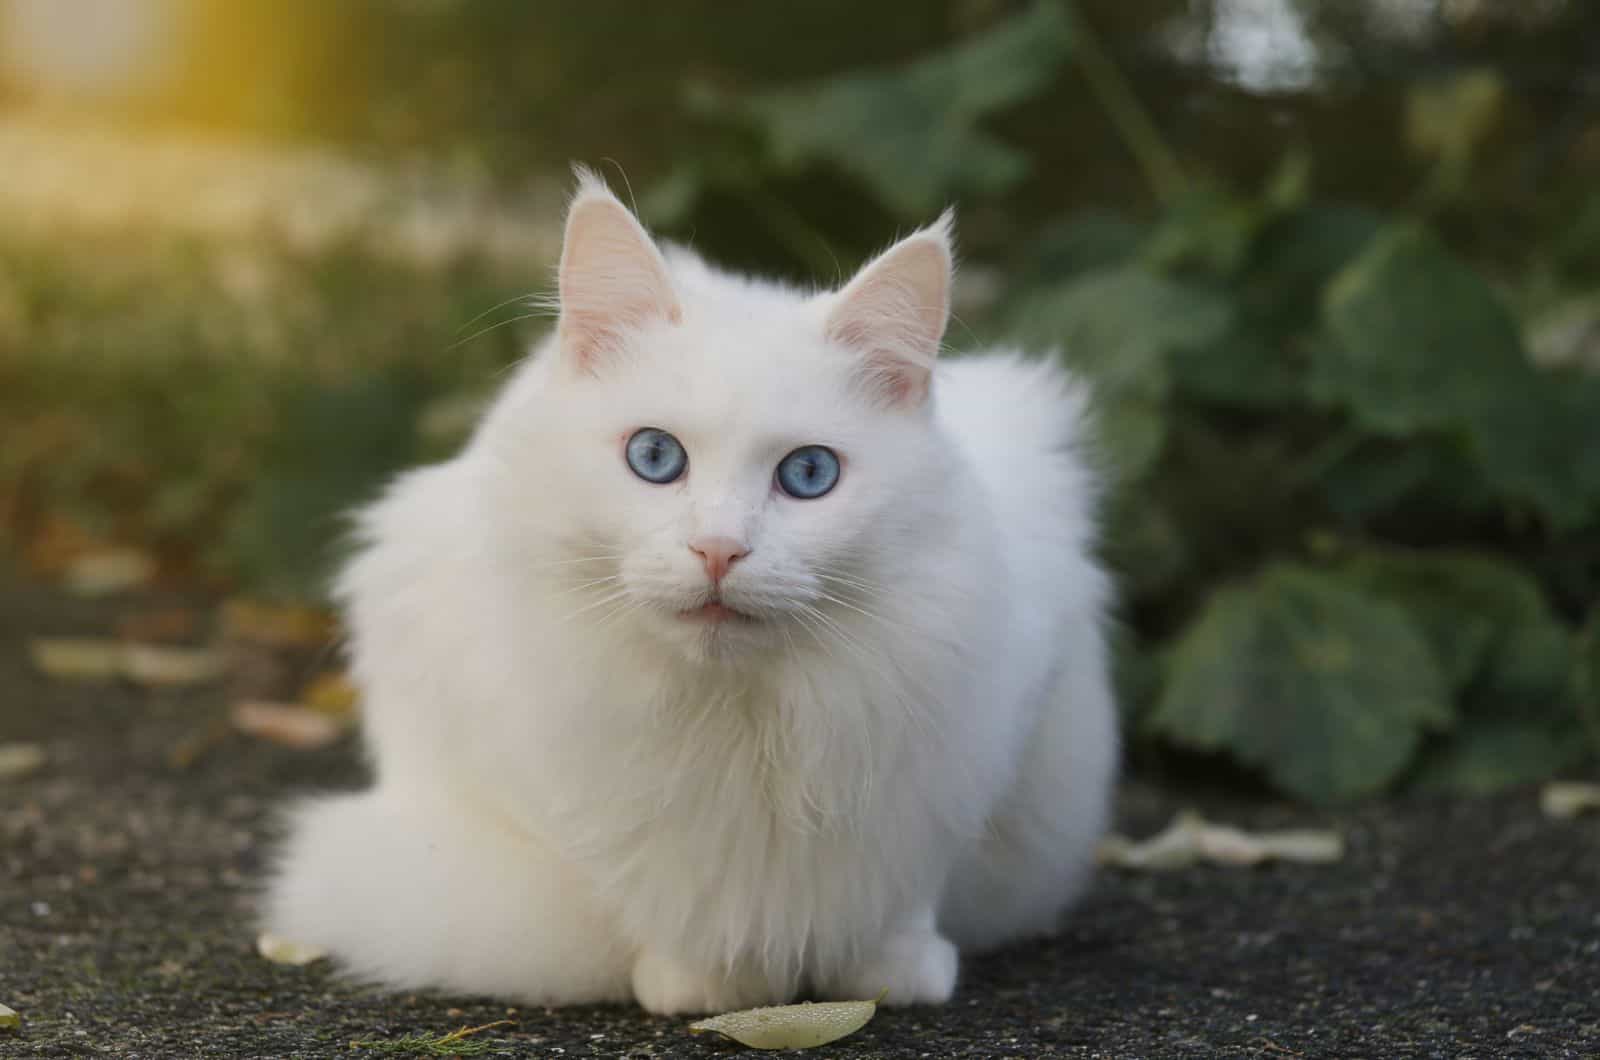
[630,949,775,1015]
[830,930,959,1005]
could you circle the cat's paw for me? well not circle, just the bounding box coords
[630,949,773,1015]
[830,931,959,1005]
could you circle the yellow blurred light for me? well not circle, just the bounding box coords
[0,0,178,101]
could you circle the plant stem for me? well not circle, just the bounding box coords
[1068,3,1187,205]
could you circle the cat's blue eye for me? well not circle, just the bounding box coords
[775,446,840,499]
[625,428,687,484]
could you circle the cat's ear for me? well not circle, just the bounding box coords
[825,211,953,407]
[557,168,681,373]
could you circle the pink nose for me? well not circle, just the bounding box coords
[689,536,749,584]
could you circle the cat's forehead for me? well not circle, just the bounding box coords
[620,299,859,437]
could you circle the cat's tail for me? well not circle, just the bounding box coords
[263,785,634,1004]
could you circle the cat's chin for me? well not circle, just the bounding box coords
[639,601,773,663]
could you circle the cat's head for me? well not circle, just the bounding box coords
[487,169,959,663]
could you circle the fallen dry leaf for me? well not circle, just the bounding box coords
[0,743,46,780]
[255,933,328,966]
[121,644,223,686]
[300,671,359,717]
[0,1002,19,1031]
[63,547,155,596]
[1540,781,1600,819]
[27,638,123,681]
[232,702,344,750]
[1098,810,1343,871]
[221,598,335,648]
[689,999,878,1051]
[29,638,223,687]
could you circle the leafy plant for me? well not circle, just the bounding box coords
[6,0,1597,801]
[645,0,1600,800]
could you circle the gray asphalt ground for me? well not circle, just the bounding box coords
[3,579,1598,1058]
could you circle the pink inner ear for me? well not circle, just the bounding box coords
[826,234,951,406]
[557,195,681,372]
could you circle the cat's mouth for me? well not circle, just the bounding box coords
[678,599,754,623]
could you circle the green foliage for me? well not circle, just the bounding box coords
[726,0,1074,218]
[225,366,435,599]
[643,1,1075,271]
[645,0,1600,800]
[7,0,1598,802]
[0,231,531,590]
[1005,264,1231,479]
[1317,227,1600,528]
[1148,564,1453,802]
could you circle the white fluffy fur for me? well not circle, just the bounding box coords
[265,173,1119,1013]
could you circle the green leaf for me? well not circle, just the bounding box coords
[1405,69,1504,164]
[1006,265,1232,479]
[734,1,1074,216]
[1470,621,1575,720]
[1316,225,1595,527]
[1148,564,1454,803]
[1314,437,1499,523]
[1166,327,1302,410]
[1240,205,1384,339]
[1102,493,1188,604]
[224,367,431,599]
[1141,185,1270,278]
[1317,225,1523,434]
[1013,210,1147,287]
[1335,548,1552,694]
[1410,716,1589,794]
[1577,607,1600,755]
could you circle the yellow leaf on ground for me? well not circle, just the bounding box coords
[0,743,46,780]
[221,599,335,648]
[1541,781,1600,818]
[121,644,223,686]
[27,638,123,681]
[63,547,155,596]
[232,702,345,750]
[1098,810,1343,871]
[29,638,224,687]
[255,933,327,966]
[689,999,878,1051]
[300,671,359,717]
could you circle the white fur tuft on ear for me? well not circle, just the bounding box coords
[557,167,681,374]
[825,210,955,407]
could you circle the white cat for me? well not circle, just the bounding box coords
[264,170,1118,1014]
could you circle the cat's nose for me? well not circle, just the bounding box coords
[688,536,749,584]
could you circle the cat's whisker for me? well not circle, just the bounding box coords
[552,575,623,597]
[814,590,918,639]
[815,571,892,600]
[454,291,538,336]
[555,586,635,625]
[534,553,625,569]
[799,602,932,740]
[446,311,545,352]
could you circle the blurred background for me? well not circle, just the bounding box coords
[2,0,1597,803]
